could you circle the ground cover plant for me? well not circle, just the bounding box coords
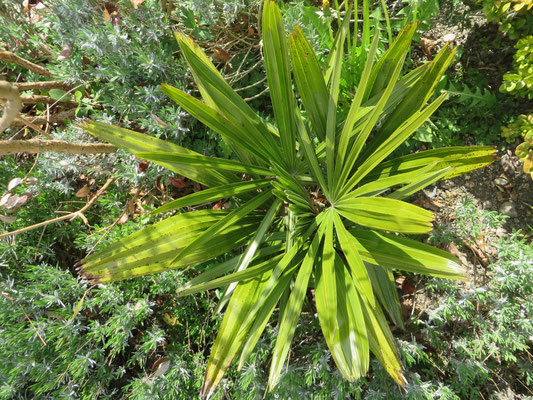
[78,1,497,397]
[1,0,532,399]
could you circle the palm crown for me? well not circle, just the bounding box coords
[80,1,494,398]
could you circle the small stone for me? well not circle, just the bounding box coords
[442,33,456,42]
[494,177,508,186]
[499,201,518,217]
[483,200,492,209]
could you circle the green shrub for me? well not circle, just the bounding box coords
[420,231,533,399]
[500,35,533,98]
[479,0,533,39]
[76,1,496,397]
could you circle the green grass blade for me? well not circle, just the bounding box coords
[333,212,375,307]
[337,49,406,197]
[337,197,434,234]
[161,83,274,163]
[263,1,297,166]
[388,167,452,200]
[80,211,260,283]
[334,257,369,379]
[335,34,380,181]
[360,297,405,386]
[348,162,438,198]
[268,227,324,388]
[175,33,282,164]
[294,108,328,192]
[342,93,448,194]
[152,179,272,214]
[363,146,496,183]
[176,254,283,297]
[136,151,271,176]
[178,245,283,294]
[325,10,350,95]
[377,44,457,143]
[349,229,466,280]
[363,22,417,102]
[366,263,404,329]
[289,25,329,141]
[80,120,237,187]
[171,191,272,265]
[201,267,273,399]
[315,211,337,344]
[237,254,300,370]
[216,199,282,311]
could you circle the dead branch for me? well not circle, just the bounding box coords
[0,139,117,155]
[0,51,53,77]
[0,81,22,133]
[14,81,72,91]
[20,95,79,108]
[0,178,115,239]
[10,114,53,139]
[11,108,77,126]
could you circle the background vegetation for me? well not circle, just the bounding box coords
[0,0,531,399]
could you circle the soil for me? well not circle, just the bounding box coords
[408,2,533,271]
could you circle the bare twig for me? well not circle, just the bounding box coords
[11,114,53,139]
[20,95,79,108]
[0,178,115,239]
[11,108,77,126]
[234,75,267,92]
[244,86,269,102]
[0,139,117,155]
[13,81,73,91]
[0,51,53,77]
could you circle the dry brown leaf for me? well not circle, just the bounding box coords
[5,195,21,209]
[413,195,442,212]
[153,360,170,378]
[401,279,416,295]
[138,160,149,173]
[104,3,120,24]
[4,193,30,209]
[127,199,135,214]
[169,176,186,188]
[0,215,16,223]
[0,193,11,208]
[155,176,165,193]
[213,47,230,62]
[446,242,468,265]
[421,37,437,58]
[118,212,129,224]
[75,184,89,198]
[8,178,23,191]
[130,0,145,9]
[247,27,255,36]
[57,44,73,61]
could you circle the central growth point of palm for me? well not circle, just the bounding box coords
[79,1,495,398]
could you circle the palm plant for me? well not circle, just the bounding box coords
[79,1,494,397]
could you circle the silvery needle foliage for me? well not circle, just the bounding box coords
[79,1,495,397]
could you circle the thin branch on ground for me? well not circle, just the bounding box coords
[14,81,73,91]
[0,139,117,155]
[0,178,115,239]
[11,108,77,127]
[0,51,54,77]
